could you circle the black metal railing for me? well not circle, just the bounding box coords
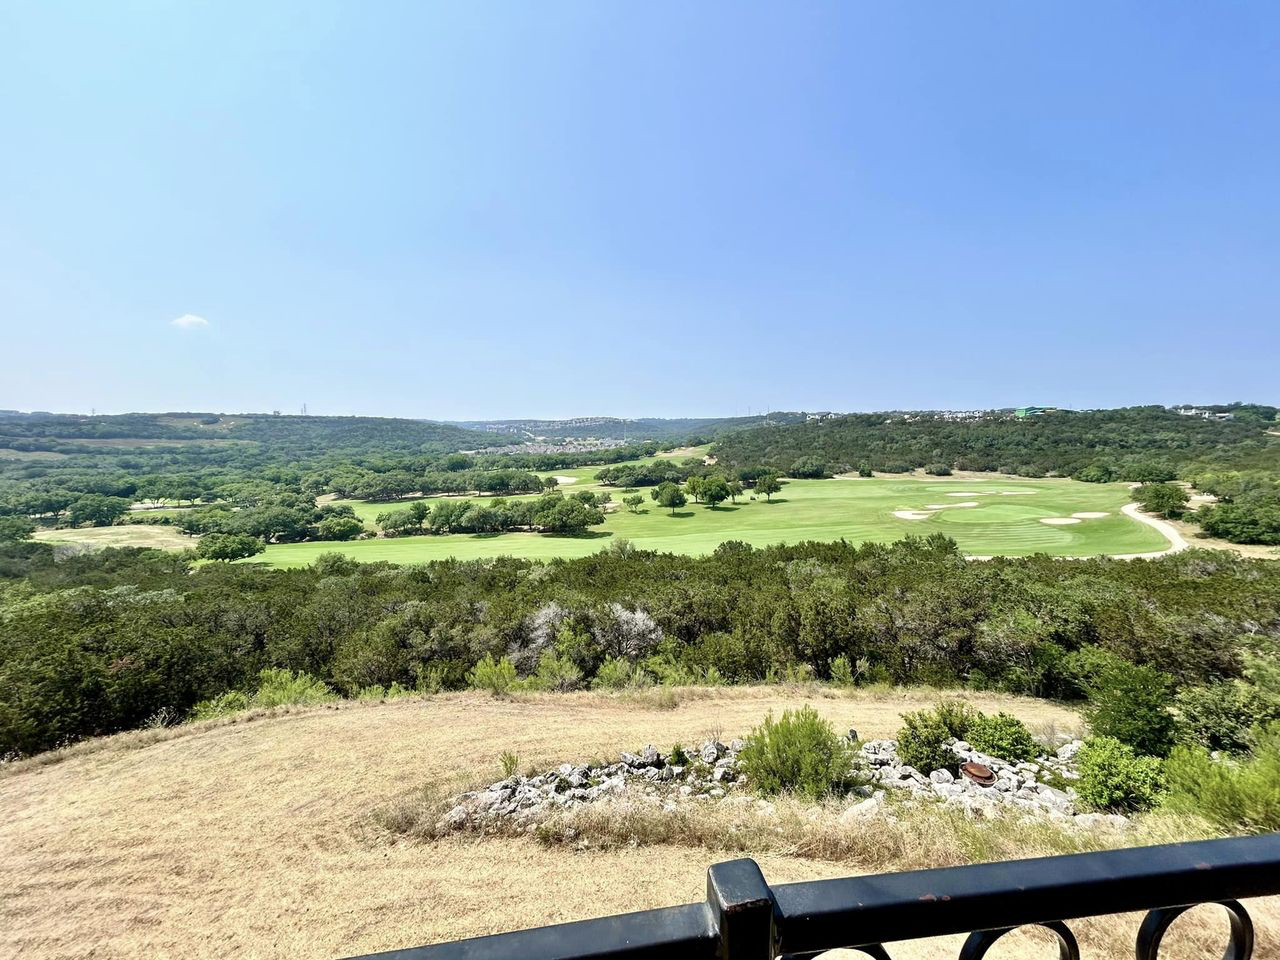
[346,834,1280,960]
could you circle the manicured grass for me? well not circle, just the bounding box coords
[257,472,1167,568]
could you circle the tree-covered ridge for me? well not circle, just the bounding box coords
[710,405,1280,481]
[3,537,1279,756]
[0,411,499,455]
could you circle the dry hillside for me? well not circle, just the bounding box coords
[1,688,1273,960]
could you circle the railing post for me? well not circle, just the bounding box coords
[706,859,778,960]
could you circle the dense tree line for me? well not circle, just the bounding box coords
[3,537,1278,756]
[375,490,607,536]
[711,405,1280,482]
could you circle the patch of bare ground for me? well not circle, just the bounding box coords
[31,525,196,552]
[1,688,1272,960]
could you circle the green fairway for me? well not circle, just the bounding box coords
[256,472,1169,568]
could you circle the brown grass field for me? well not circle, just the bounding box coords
[31,525,196,552]
[1,688,1273,960]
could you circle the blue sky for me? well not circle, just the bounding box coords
[2,2,1277,419]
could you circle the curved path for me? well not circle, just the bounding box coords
[1109,502,1189,559]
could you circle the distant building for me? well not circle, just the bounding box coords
[1175,407,1235,421]
[1015,406,1056,418]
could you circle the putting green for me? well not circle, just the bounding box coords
[256,472,1169,568]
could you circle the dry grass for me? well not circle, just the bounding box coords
[0,687,1274,960]
[31,525,196,552]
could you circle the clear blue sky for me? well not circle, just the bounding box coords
[2,2,1277,420]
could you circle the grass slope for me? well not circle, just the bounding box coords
[259,473,1167,568]
[0,687,1086,960]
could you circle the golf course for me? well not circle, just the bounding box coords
[253,463,1170,568]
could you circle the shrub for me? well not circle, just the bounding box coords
[1164,725,1280,833]
[668,743,691,766]
[1085,662,1177,757]
[1175,681,1280,754]
[252,668,337,708]
[738,706,860,800]
[1074,736,1164,812]
[932,699,980,740]
[188,690,250,721]
[354,682,415,701]
[499,750,520,778]
[897,709,959,775]
[829,655,855,686]
[525,650,583,692]
[968,712,1040,763]
[467,654,518,696]
[593,657,638,690]
[415,663,448,694]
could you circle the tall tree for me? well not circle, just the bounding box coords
[651,481,687,515]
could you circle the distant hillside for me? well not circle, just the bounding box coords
[449,412,818,443]
[710,404,1280,480]
[0,411,499,457]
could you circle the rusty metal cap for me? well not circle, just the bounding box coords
[960,761,996,786]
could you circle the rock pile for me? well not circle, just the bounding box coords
[854,737,1126,826]
[438,733,1130,834]
[439,739,746,831]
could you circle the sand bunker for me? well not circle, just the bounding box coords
[999,490,1037,495]
[946,492,985,497]
[893,510,935,521]
[925,502,979,509]
[1071,512,1110,519]
[553,476,578,485]
[1040,517,1082,525]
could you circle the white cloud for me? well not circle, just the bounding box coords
[170,313,208,329]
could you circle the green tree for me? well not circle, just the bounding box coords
[700,475,730,508]
[1085,662,1177,757]
[0,516,36,542]
[684,476,703,503]
[317,516,364,541]
[65,494,131,527]
[651,481,687,515]
[726,480,743,503]
[622,494,645,513]
[1133,482,1190,519]
[197,532,265,561]
[755,474,782,501]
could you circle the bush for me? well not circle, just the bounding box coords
[251,668,337,708]
[468,654,518,696]
[968,712,1040,763]
[593,657,639,690]
[499,750,520,778]
[1085,662,1177,757]
[738,706,860,800]
[525,650,583,692]
[1164,725,1280,832]
[932,699,980,740]
[896,700,982,774]
[1074,736,1164,812]
[829,655,856,686]
[188,690,250,721]
[1176,681,1280,754]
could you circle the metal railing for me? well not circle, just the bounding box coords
[346,834,1280,960]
